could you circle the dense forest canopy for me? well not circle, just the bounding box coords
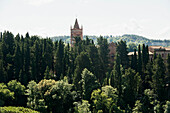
[0,31,170,113]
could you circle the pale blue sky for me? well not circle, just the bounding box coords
[0,0,170,39]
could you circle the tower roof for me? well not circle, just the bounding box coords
[74,18,80,29]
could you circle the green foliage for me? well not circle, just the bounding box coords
[73,52,91,90]
[164,101,170,113]
[97,36,109,82]
[110,53,123,99]
[0,83,14,106]
[0,106,39,113]
[116,40,129,69]
[0,31,169,112]
[74,100,91,113]
[122,68,141,108]
[27,79,74,113]
[151,55,166,101]
[137,45,142,75]
[55,39,64,79]
[7,80,26,106]
[128,43,137,52]
[91,86,123,113]
[81,68,99,100]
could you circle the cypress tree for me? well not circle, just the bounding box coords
[116,40,129,70]
[137,45,142,75]
[146,45,149,64]
[24,40,30,83]
[0,32,2,42]
[152,55,166,101]
[142,44,146,70]
[14,44,22,80]
[97,36,109,74]
[110,53,122,98]
[0,44,7,82]
[167,54,170,76]
[73,52,91,90]
[87,45,103,82]
[134,49,137,71]
[55,40,64,79]
[15,33,20,42]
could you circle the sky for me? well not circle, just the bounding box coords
[0,0,170,39]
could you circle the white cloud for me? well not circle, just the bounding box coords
[24,0,54,6]
[157,26,170,39]
[124,18,142,32]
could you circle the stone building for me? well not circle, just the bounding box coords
[128,51,154,61]
[70,18,83,47]
[149,46,170,61]
[128,46,170,62]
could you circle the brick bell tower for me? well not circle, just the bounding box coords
[70,18,83,47]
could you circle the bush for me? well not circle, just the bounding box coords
[0,106,39,113]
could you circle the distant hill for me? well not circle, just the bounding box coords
[50,34,170,47]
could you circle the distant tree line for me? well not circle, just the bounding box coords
[0,31,170,113]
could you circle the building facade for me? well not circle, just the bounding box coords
[70,19,83,47]
[149,46,170,61]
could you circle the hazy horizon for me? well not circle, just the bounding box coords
[0,0,170,40]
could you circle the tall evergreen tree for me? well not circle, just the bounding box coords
[73,52,91,90]
[97,36,109,73]
[167,54,170,77]
[81,68,99,100]
[0,44,7,82]
[2,31,15,81]
[14,44,22,80]
[116,40,129,70]
[137,45,142,75]
[87,45,103,83]
[110,53,122,99]
[24,40,30,84]
[55,40,64,79]
[152,55,166,101]
[142,44,146,70]
[122,68,141,108]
